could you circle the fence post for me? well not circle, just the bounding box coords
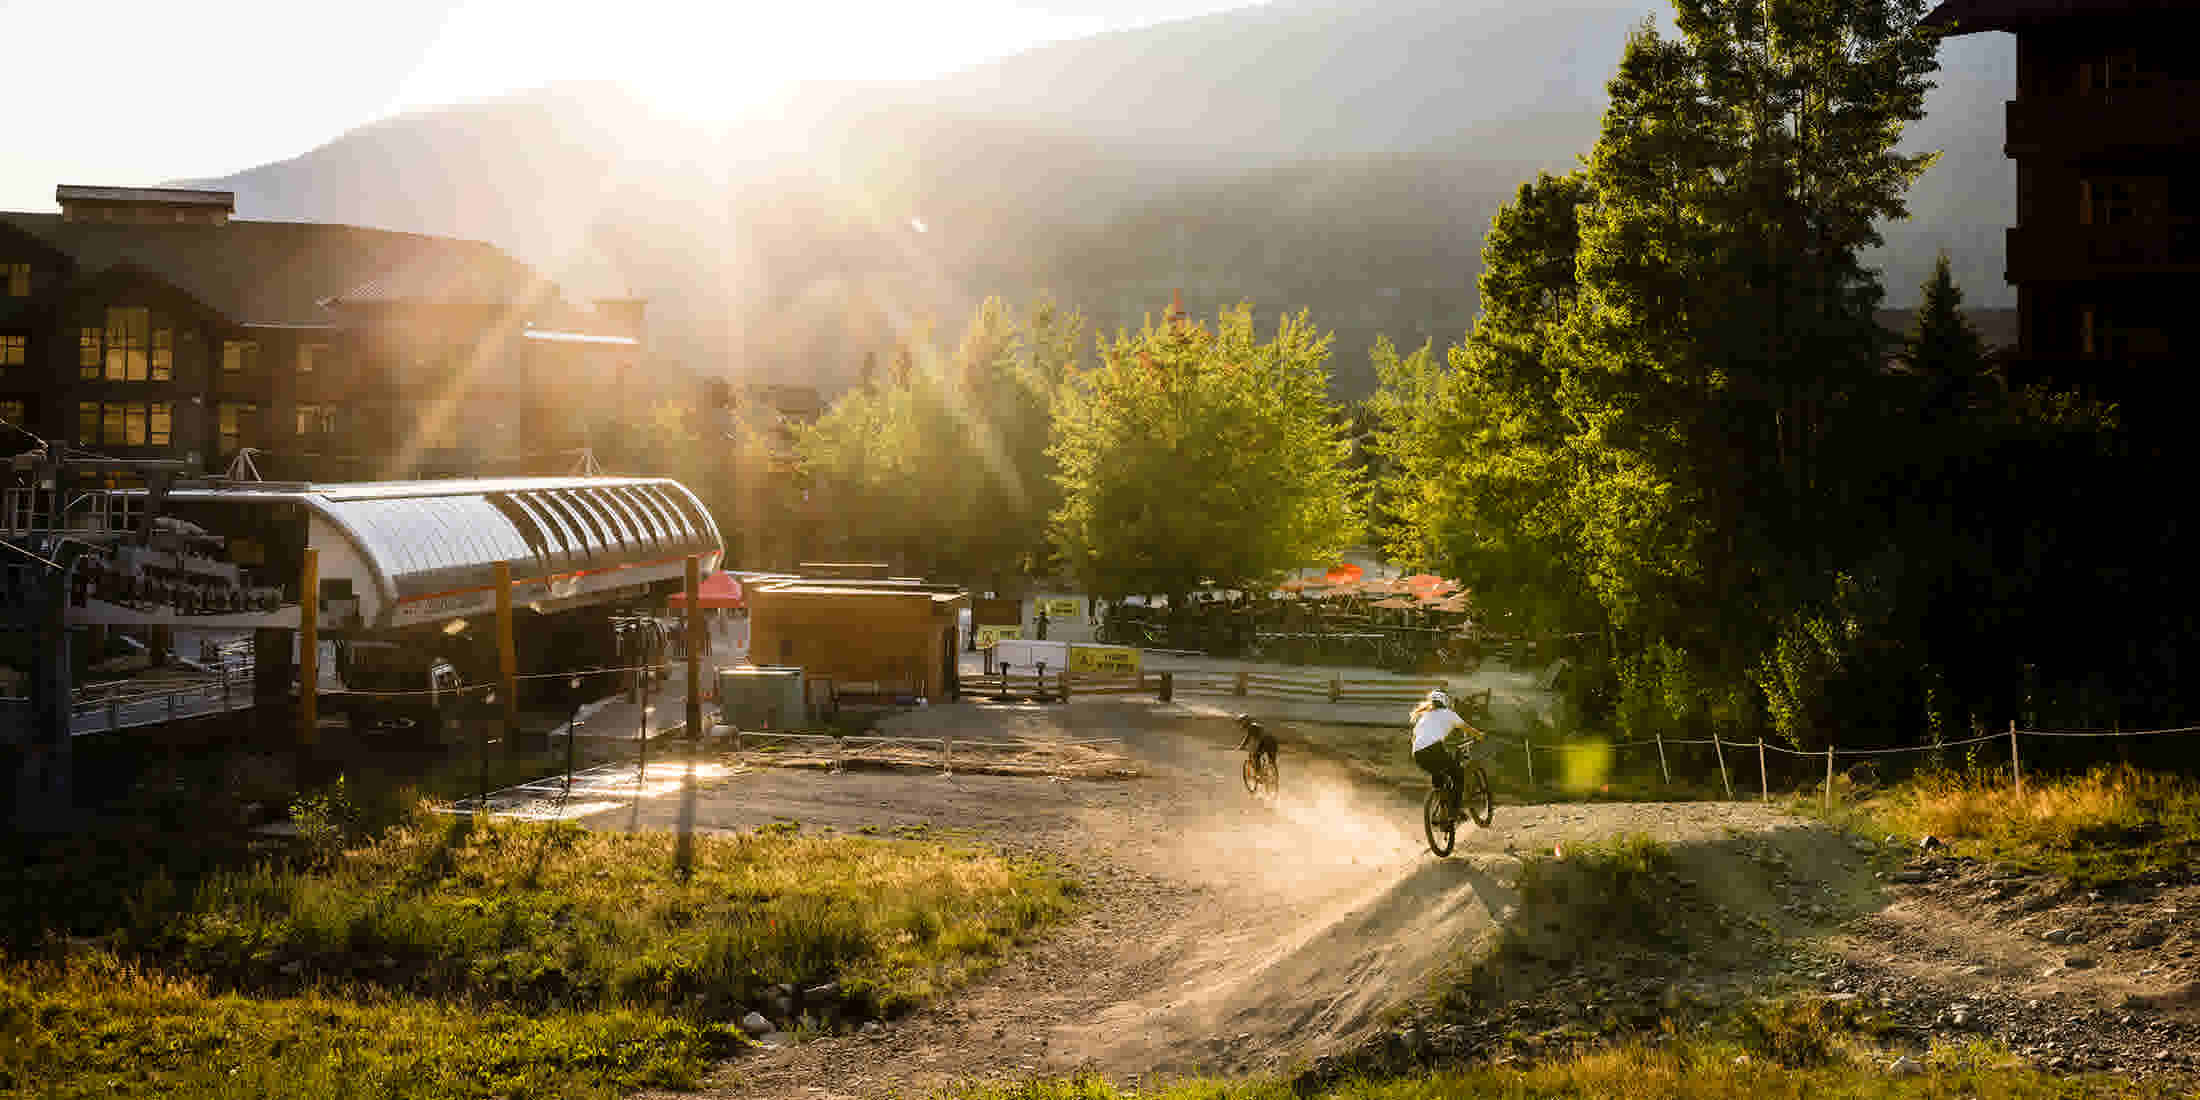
[1655,730,1671,785]
[1757,738,1769,802]
[1159,671,1174,703]
[1824,745,1835,814]
[1328,677,1341,704]
[2009,719,2022,798]
[1523,738,1536,789]
[1061,669,1071,702]
[168,690,177,722]
[109,695,119,731]
[1712,735,1733,800]
[942,736,953,777]
[1235,670,1248,697]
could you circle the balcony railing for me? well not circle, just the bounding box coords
[2006,222,2200,283]
[2007,85,2200,157]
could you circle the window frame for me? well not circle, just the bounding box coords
[222,338,259,376]
[2,263,27,297]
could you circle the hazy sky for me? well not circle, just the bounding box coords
[0,0,1251,213]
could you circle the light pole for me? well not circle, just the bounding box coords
[565,675,582,798]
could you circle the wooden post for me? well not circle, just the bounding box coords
[1523,738,1535,789]
[685,555,703,742]
[1712,735,1733,800]
[1655,730,1671,785]
[2009,719,2023,798]
[299,547,318,746]
[1824,744,1835,814]
[1060,668,1071,702]
[493,560,518,740]
[941,736,952,777]
[1159,671,1174,703]
[1328,677,1341,704]
[1235,670,1248,697]
[1758,738,1769,802]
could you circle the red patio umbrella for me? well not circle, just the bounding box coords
[667,571,744,609]
[1322,563,1365,586]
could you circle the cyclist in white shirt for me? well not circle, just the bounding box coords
[1410,690,1471,799]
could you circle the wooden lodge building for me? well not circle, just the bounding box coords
[0,185,644,483]
[1927,0,2200,409]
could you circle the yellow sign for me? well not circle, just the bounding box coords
[1042,598,1081,619]
[1068,644,1141,676]
[975,625,1022,649]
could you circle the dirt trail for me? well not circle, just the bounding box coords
[656,701,1805,1099]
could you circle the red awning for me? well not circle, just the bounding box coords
[668,571,743,608]
[1322,563,1365,586]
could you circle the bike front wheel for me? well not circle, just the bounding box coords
[1243,757,1260,795]
[1461,763,1495,828]
[1423,786,1457,856]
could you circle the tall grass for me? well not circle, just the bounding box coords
[115,808,1077,1017]
[0,951,740,1100]
[1873,765,2200,884]
[7,809,1077,1100]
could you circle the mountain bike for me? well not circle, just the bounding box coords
[1423,739,1493,856]
[1242,747,1279,800]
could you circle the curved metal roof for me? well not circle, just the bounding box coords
[136,476,722,624]
[306,477,721,607]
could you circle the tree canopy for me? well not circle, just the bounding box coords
[1050,305,1359,601]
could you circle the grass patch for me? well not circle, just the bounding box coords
[7,808,1076,1100]
[116,809,1077,1017]
[1,951,740,1099]
[1858,765,2200,886]
[956,1040,2186,1100]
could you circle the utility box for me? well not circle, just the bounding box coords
[718,665,808,730]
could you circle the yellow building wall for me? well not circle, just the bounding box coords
[748,590,963,700]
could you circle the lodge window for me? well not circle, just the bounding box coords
[2081,178,2149,226]
[0,334,23,370]
[78,308,174,382]
[219,402,258,453]
[75,400,172,447]
[3,263,26,297]
[222,339,259,375]
[0,400,24,426]
[295,402,338,436]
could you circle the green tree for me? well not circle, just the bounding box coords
[1369,171,1602,640]
[798,298,1079,583]
[1050,304,1358,603]
[1373,0,1944,746]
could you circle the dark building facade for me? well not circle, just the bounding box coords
[0,186,642,483]
[1929,0,2200,403]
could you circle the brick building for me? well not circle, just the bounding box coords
[1927,0,2200,404]
[0,185,642,482]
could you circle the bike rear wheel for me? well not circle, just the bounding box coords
[1243,756,1260,795]
[1259,756,1279,798]
[1461,763,1494,827]
[1423,786,1457,856]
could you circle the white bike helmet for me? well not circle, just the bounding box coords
[1426,690,1452,710]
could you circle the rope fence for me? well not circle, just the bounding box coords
[1465,718,2200,810]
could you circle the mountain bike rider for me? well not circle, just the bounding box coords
[1410,690,1474,802]
[1237,714,1278,782]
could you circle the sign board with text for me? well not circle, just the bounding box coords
[1067,644,1141,676]
[975,625,1023,649]
[1041,597,1082,619]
